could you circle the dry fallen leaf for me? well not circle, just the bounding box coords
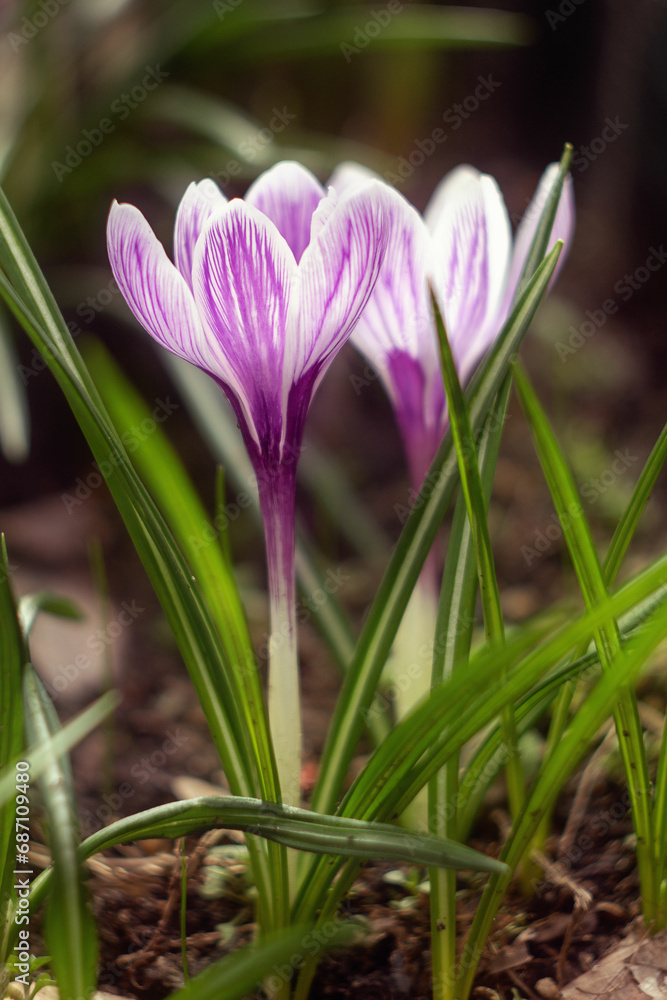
[561,929,667,999]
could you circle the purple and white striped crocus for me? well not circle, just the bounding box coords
[330,161,574,777]
[331,160,575,499]
[107,161,400,807]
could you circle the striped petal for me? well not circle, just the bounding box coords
[503,163,575,312]
[107,201,216,374]
[385,349,446,491]
[351,191,434,403]
[192,200,298,449]
[328,161,383,196]
[349,190,447,490]
[173,179,227,289]
[284,180,397,396]
[245,161,325,263]
[426,165,512,381]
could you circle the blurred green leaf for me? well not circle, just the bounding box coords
[0,305,29,462]
[19,592,84,637]
[220,5,533,61]
[0,692,117,810]
[23,666,98,1000]
[0,537,25,964]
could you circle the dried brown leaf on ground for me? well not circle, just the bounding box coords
[560,929,667,1000]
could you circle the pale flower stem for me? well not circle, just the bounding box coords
[386,568,439,831]
[259,466,302,812]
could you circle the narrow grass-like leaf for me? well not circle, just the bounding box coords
[455,601,667,999]
[538,419,667,856]
[0,190,282,930]
[604,419,667,585]
[226,6,531,62]
[429,375,512,1000]
[27,797,506,924]
[0,537,25,964]
[23,666,97,1000]
[434,293,505,647]
[0,692,117,809]
[293,550,667,931]
[309,242,563,821]
[309,149,571,822]
[0,306,29,462]
[166,926,318,1000]
[434,295,523,823]
[456,578,667,842]
[77,341,290,921]
[655,719,667,925]
[514,361,655,921]
[80,339,279,805]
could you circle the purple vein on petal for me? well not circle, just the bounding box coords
[173,179,228,289]
[192,200,297,450]
[245,161,325,263]
[107,200,214,373]
[351,191,433,379]
[502,164,576,318]
[284,181,396,406]
[427,166,511,382]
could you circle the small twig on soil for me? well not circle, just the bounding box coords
[530,849,593,987]
[558,725,616,860]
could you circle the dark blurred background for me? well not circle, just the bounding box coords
[1,0,665,572]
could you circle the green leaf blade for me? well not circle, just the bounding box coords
[22,667,98,1000]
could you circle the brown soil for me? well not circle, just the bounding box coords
[80,776,640,1000]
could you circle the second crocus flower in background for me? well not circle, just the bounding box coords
[330,160,575,815]
[107,161,402,809]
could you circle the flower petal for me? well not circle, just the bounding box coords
[192,200,298,449]
[351,190,432,371]
[173,179,227,289]
[385,349,447,490]
[503,163,575,311]
[107,200,215,373]
[284,180,397,397]
[328,160,383,196]
[308,186,338,243]
[426,165,511,381]
[245,161,325,263]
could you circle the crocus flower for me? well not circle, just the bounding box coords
[107,161,399,807]
[331,160,575,496]
[329,162,574,807]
